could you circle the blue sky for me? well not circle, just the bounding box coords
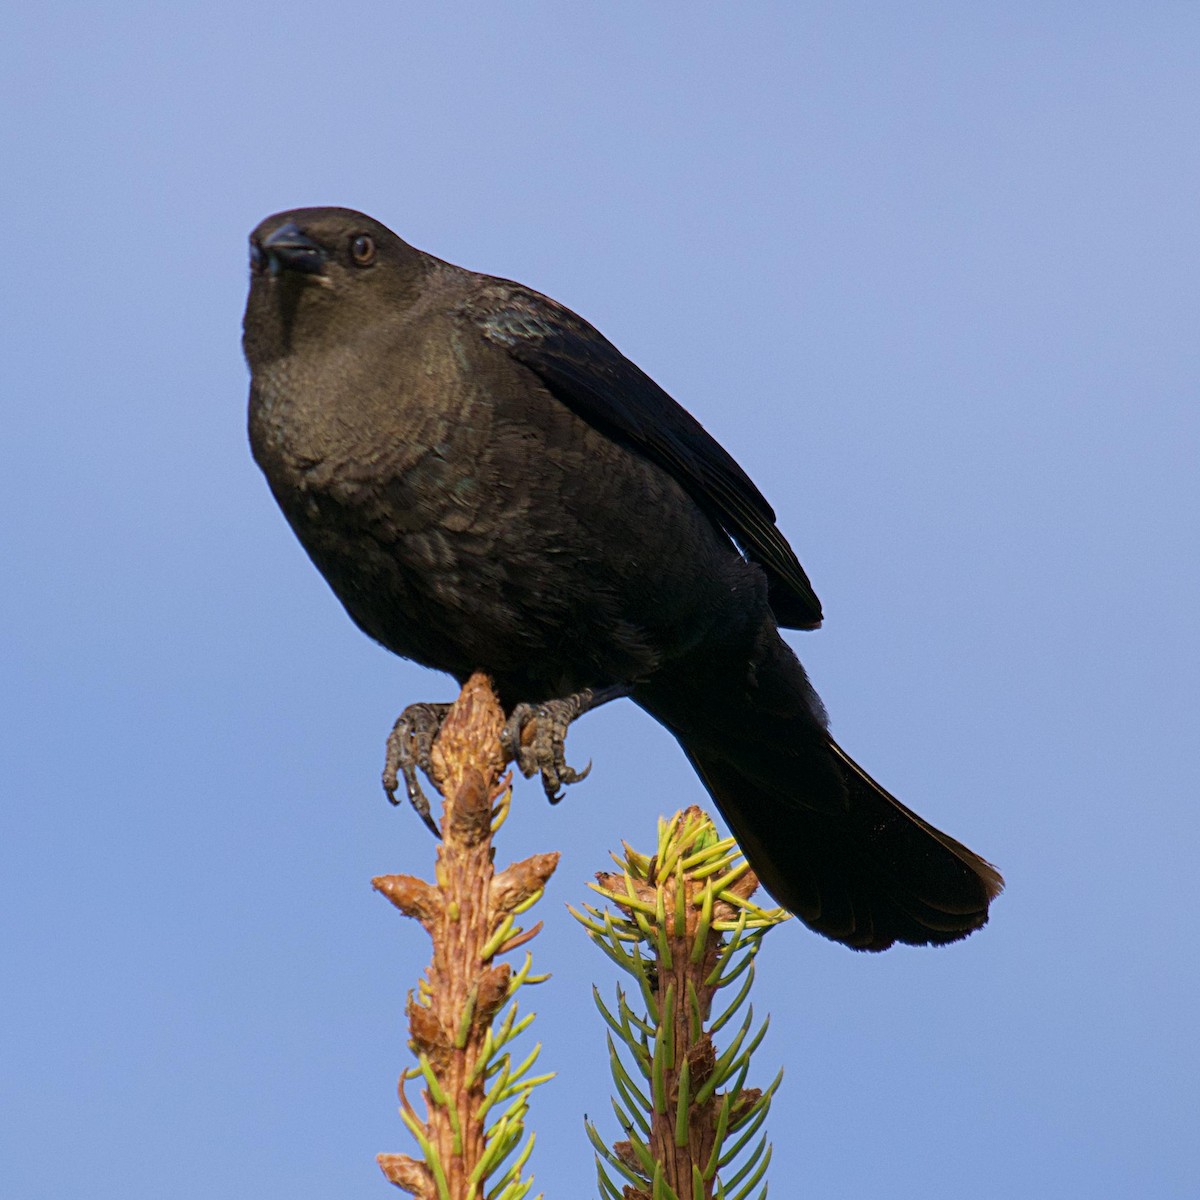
[4,4,1198,1197]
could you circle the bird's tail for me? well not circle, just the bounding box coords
[685,737,1002,950]
[644,638,1003,951]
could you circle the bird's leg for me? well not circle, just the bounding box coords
[501,684,631,804]
[382,702,452,836]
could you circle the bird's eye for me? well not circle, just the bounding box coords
[350,234,376,266]
[249,240,266,272]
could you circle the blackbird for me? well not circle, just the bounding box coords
[244,206,1002,951]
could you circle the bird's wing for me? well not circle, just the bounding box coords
[468,284,822,630]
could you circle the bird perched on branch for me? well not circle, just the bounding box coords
[244,206,1002,951]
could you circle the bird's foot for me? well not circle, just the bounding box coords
[500,685,630,803]
[383,702,452,836]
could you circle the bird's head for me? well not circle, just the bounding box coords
[243,207,429,365]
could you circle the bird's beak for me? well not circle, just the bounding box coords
[263,222,326,276]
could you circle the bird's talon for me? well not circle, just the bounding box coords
[560,758,592,786]
[382,702,451,836]
[502,695,598,805]
[382,766,401,806]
